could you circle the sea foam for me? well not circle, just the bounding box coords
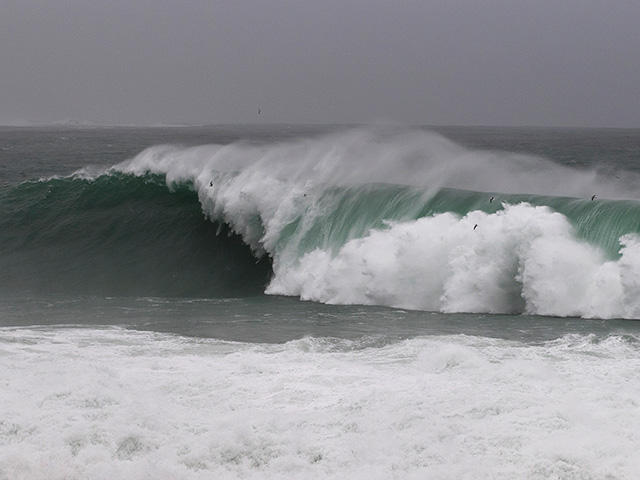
[266,202,634,318]
[1,327,639,479]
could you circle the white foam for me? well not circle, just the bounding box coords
[268,203,640,319]
[1,327,640,479]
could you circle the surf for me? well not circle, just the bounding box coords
[4,127,640,318]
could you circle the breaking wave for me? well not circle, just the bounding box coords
[3,128,640,318]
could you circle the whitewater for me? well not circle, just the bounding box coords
[3,326,640,479]
[2,125,640,479]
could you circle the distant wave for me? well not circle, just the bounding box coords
[3,128,640,318]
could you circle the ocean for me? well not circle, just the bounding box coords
[1,124,640,479]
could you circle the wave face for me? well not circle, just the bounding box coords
[4,128,640,318]
[0,173,271,296]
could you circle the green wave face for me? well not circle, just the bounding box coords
[0,174,271,296]
[270,185,640,263]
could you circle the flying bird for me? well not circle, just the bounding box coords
[591,195,597,201]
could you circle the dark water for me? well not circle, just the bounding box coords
[2,291,636,344]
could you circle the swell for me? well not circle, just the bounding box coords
[0,174,271,296]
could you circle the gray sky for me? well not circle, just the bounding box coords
[1,0,639,127]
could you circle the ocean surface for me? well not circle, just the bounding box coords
[1,124,640,479]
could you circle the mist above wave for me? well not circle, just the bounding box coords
[113,127,639,200]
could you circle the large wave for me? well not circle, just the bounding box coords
[0,173,271,296]
[4,127,640,318]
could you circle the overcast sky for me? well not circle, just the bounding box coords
[1,0,638,127]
